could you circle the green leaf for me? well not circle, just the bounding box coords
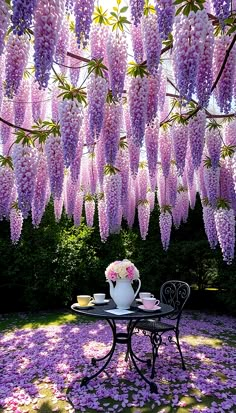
[203,156,212,169]
[207,121,222,131]
[216,198,231,210]
[104,164,120,175]
[175,4,185,16]
[221,145,236,159]
[120,6,128,13]
[127,61,148,78]
[0,155,13,169]
[173,0,186,4]
[161,205,172,213]
[227,26,236,35]
[110,11,118,18]
[137,199,149,206]
[119,139,128,149]
[183,4,191,16]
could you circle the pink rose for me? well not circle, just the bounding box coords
[108,270,117,281]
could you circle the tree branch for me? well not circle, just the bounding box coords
[0,117,39,134]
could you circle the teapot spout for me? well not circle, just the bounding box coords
[107,279,114,299]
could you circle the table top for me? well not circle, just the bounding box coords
[71,300,174,320]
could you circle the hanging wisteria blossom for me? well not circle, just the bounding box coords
[143,12,161,75]
[159,128,171,178]
[0,0,234,262]
[212,0,231,24]
[137,200,150,240]
[128,75,148,147]
[104,171,121,234]
[116,144,129,211]
[11,0,37,36]
[102,102,122,165]
[87,73,108,139]
[14,79,29,127]
[59,98,83,167]
[98,197,109,242]
[204,166,220,207]
[202,204,218,249]
[188,110,206,170]
[74,0,95,48]
[155,0,175,40]
[32,152,49,227]
[213,35,236,113]
[0,165,14,220]
[69,32,82,86]
[85,197,95,227]
[205,128,222,170]
[55,19,69,69]
[146,75,160,125]
[196,18,214,107]
[107,33,127,99]
[215,207,235,264]
[5,34,30,98]
[90,24,109,64]
[45,136,64,200]
[172,123,188,176]
[10,207,23,244]
[159,209,172,251]
[130,0,144,27]
[0,0,10,55]
[12,143,37,218]
[34,0,63,89]
[173,10,208,101]
[131,23,144,64]
[145,120,159,180]
[73,189,83,227]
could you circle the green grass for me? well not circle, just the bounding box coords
[0,310,92,332]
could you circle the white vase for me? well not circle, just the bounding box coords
[108,278,141,310]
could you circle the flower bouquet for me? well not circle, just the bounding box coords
[105,259,139,282]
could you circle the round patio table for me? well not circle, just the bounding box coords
[70,299,174,393]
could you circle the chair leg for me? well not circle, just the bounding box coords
[150,333,162,379]
[175,330,186,370]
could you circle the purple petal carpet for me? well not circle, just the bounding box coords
[0,312,235,412]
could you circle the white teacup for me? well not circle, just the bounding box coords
[93,293,105,303]
[77,295,93,306]
[142,297,160,309]
[139,292,154,300]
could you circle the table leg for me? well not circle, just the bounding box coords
[81,318,117,387]
[127,319,158,393]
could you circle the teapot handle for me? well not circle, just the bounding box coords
[133,278,141,299]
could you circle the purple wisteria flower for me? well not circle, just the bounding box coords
[12,143,37,219]
[11,0,37,35]
[74,0,95,48]
[159,210,172,251]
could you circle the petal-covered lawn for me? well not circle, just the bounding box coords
[0,311,235,413]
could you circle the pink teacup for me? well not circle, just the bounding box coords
[142,297,160,309]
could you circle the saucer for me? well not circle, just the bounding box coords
[138,304,161,312]
[93,299,109,305]
[73,302,95,309]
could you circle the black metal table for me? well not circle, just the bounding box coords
[70,300,174,393]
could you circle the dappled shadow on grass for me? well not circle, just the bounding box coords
[36,401,64,413]
[0,309,92,332]
[0,311,235,412]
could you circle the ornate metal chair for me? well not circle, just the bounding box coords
[135,280,190,379]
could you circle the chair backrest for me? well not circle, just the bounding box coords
[160,280,190,321]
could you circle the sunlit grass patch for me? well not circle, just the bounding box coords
[0,311,92,332]
[183,334,222,347]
